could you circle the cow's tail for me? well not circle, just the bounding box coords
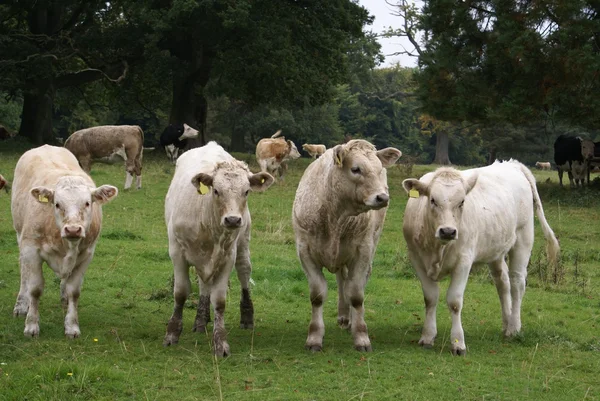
[517,162,560,269]
[136,126,145,161]
[271,129,282,139]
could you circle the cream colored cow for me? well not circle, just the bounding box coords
[292,139,401,352]
[402,160,559,355]
[11,145,118,338]
[535,161,551,170]
[302,143,326,159]
[163,141,274,356]
[65,125,144,189]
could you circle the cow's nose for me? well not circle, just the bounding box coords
[223,216,242,228]
[375,193,389,206]
[438,227,457,240]
[64,225,83,239]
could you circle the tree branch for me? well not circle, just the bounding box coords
[55,61,128,89]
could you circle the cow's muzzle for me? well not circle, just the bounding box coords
[365,192,390,209]
[437,227,457,241]
[63,225,85,240]
[223,215,242,229]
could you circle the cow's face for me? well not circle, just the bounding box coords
[287,141,301,160]
[333,140,401,212]
[165,144,179,163]
[403,169,478,243]
[31,176,118,241]
[191,161,274,229]
[180,124,199,141]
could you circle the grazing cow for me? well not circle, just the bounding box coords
[292,139,401,352]
[402,160,559,355]
[554,135,593,187]
[163,141,274,356]
[256,130,301,179]
[302,143,327,159]
[11,145,118,338]
[535,161,551,170]
[64,125,144,190]
[159,123,200,163]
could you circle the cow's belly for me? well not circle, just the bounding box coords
[93,146,127,164]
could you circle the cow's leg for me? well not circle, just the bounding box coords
[193,278,211,333]
[210,267,234,357]
[124,164,135,190]
[413,260,440,348]
[164,246,191,346]
[234,237,254,329]
[489,258,512,334]
[336,270,350,329]
[446,264,471,356]
[506,228,534,337]
[557,169,564,187]
[258,159,268,173]
[18,248,44,337]
[567,170,574,187]
[343,267,372,352]
[133,152,143,189]
[79,156,92,173]
[298,245,327,351]
[13,247,34,317]
[62,257,91,338]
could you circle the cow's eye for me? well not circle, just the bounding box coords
[430,198,436,206]
[351,167,361,174]
[459,200,465,208]
[213,189,219,196]
[85,201,90,207]
[55,203,60,209]
[244,190,250,196]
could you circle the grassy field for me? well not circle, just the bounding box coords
[0,145,599,400]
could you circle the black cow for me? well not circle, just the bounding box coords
[554,135,590,187]
[159,123,199,163]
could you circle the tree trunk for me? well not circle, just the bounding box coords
[433,131,451,165]
[19,84,55,145]
[230,129,245,152]
[488,147,497,165]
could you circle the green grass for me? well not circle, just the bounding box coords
[0,147,599,400]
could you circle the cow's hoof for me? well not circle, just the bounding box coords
[214,342,230,357]
[305,344,323,352]
[163,333,180,346]
[24,325,39,338]
[451,347,466,356]
[337,317,350,330]
[13,307,28,317]
[65,329,81,339]
[192,323,207,333]
[355,344,372,352]
[421,343,433,350]
[239,321,254,330]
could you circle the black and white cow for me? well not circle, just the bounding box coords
[159,123,200,163]
[554,135,593,187]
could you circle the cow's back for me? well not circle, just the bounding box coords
[256,138,287,161]
[66,125,143,159]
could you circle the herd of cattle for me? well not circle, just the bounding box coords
[4,123,595,357]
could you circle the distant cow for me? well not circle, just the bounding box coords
[65,125,144,190]
[535,161,551,170]
[402,160,559,355]
[554,135,592,187]
[0,174,6,190]
[159,123,200,163]
[256,130,301,179]
[292,139,401,352]
[302,143,326,159]
[11,145,118,338]
[163,142,274,356]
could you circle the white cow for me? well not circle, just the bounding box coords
[11,145,118,338]
[293,139,401,352]
[402,160,559,355]
[163,141,274,356]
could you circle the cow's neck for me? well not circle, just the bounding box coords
[60,239,82,279]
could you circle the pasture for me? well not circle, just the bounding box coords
[0,147,599,400]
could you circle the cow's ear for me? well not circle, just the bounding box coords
[377,148,402,168]
[249,172,274,192]
[92,185,119,204]
[191,173,213,195]
[31,186,54,204]
[333,144,346,167]
[464,172,478,194]
[402,179,429,197]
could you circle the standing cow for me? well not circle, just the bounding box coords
[554,135,593,187]
[159,123,200,163]
[535,161,551,170]
[163,141,273,356]
[402,160,559,355]
[11,145,118,338]
[65,125,144,190]
[256,130,301,180]
[293,139,401,352]
[302,143,327,159]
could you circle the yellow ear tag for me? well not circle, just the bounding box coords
[198,182,209,195]
[38,195,49,203]
[261,178,265,184]
[409,189,420,198]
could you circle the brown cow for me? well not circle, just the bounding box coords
[0,174,6,191]
[255,130,301,179]
[302,143,326,159]
[65,125,144,190]
[11,145,118,338]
